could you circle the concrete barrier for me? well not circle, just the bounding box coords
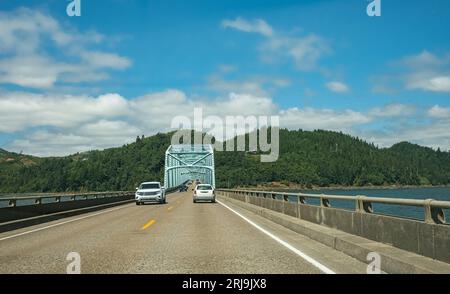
[0,194,135,233]
[218,190,450,264]
[219,194,450,274]
[0,195,134,223]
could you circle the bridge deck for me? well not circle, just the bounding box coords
[0,190,367,274]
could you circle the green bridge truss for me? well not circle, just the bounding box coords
[164,144,216,189]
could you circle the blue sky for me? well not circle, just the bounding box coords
[0,0,450,156]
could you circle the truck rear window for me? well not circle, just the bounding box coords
[197,185,213,190]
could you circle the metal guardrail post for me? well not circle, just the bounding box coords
[8,199,16,208]
[356,196,373,213]
[320,195,331,208]
[298,195,307,204]
[424,199,446,224]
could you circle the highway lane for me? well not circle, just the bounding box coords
[0,190,367,274]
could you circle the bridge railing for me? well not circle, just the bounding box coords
[0,191,134,208]
[217,189,450,225]
[0,186,189,232]
[164,180,190,194]
[0,183,189,209]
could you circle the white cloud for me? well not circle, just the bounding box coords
[0,56,62,88]
[206,75,290,96]
[354,103,450,151]
[9,124,140,157]
[380,51,450,93]
[0,88,372,155]
[288,36,328,71]
[0,8,130,89]
[78,51,132,70]
[222,17,274,37]
[428,105,450,119]
[1,88,449,155]
[0,92,129,132]
[406,75,450,92]
[325,81,349,93]
[280,107,370,131]
[359,120,450,151]
[369,104,416,117]
[222,17,330,72]
[213,93,276,117]
[399,51,448,70]
[130,90,277,131]
[78,120,142,138]
[0,8,73,53]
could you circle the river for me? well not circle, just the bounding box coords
[280,187,450,221]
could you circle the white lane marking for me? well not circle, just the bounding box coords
[0,203,134,242]
[217,200,336,274]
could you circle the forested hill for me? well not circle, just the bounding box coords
[1,130,450,193]
[0,148,40,173]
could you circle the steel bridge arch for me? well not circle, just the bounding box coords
[164,145,215,189]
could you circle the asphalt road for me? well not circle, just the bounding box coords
[0,190,368,274]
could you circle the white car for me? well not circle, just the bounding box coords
[135,182,166,205]
[193,184,215,203]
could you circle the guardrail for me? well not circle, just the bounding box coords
[0,191,138,229]
[0,181,189,209]
[0,186,189,233]
[0,191,134,208]
[164,180,190,194]
[217,189,450,225]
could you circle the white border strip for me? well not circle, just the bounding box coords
[218,200,336,274]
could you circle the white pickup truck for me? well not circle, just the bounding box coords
[135,182,166,205]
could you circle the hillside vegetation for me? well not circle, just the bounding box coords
[0,130,449,192]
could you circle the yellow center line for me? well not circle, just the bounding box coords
[141,219,156,230]
[168,206,174,211]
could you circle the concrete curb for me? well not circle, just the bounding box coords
[219,196,450,274]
